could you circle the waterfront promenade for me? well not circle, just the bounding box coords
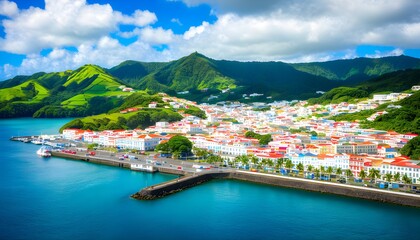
[13,136,420,207]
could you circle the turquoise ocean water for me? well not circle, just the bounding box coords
[0,118,419,240]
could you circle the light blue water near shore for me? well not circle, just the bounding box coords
[1,118,419,240]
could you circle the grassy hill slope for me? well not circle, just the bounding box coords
[308,69,420,105]
[292,55,420,82]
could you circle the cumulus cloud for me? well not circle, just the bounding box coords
[0,0,18,17]
[0,0,158,54]
[174,0,420,61]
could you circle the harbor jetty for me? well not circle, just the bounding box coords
[10,136,420,207]
[132,170,420,207]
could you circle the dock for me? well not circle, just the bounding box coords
[11,137,420,208]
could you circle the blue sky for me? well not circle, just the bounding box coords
[0,0,420,80]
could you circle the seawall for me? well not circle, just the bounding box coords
[132,171,230,200]
[228,171,420,208]
[133,170,420,207]
[52,151,130,168]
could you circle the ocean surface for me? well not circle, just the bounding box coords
[0,118,419,240]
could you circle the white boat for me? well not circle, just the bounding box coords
[31,139,43,145]
[37,146,52,157]
[130,163,157,173]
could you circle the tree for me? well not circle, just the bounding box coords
[314,168,320,179]
[394,172,401,182]
[400,136,420,159]
[327,166,333,181]
[267,159,274,168]
[385,173,393,182]
[285,159,294,174]
[250,155,259,168]
[276,158,285,170]
[368,168,381,183]
[297,163,304,176]
[345,169,353,179]
[359,170,367,182]
[167,135,193,156]
[335,167,342,178]
[239,155,249,169]
[402,174,412,184]
[307,165,314,173]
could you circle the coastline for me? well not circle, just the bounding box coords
[50,151,420,207]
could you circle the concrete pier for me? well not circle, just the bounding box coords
[133,170,420,207]
[132,171,230,200]
[50,151,420,207]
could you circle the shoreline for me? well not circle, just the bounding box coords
[49,151,420,207]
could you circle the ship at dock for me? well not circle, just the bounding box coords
[37,146,52,157]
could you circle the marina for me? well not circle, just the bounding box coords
[10,135,420,207]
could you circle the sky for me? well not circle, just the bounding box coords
[0,0,420,80]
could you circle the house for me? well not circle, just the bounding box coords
[148,102,157,108]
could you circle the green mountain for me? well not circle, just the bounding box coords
[0,65,132,118]
[307,69,420,105]
[292,55,420,82]
[108,60,167,86]
[116,52,339,102]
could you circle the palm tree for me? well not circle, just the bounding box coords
[327,166,333,181]
[240,155,249,169]
[267,159,274,172]
[335,167,342,179]
[345,169,353,181]
[277,158,285,169]
[307,165,314,173]
[314,168,321,180]
[385,173,393,182]
[402,174,412,184]
[394,172,401,182]
[297,162,304,176]
[250,155,259,169]
[359,169,367,183]
[261,159,268,171]
[402,174,412,191]
[285,159,294,175]
[368,168,381,183]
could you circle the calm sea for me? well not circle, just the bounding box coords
[0,118,419,240]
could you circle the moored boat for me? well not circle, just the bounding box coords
[37,146,52,157]
[130,163,157,173]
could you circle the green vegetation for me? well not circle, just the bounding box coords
[399,136,420,159]
[0,64,131,118]
[155,135,193,158]
[308,69,420,105]
[292,55,420,81]
[364,92,420,134]
[59,108,182,132]
[329,110,376,122]
[308,87,369,105]
[245,131,272,145]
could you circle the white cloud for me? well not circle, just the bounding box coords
[0,0,18,17]
[365,48,404,59]
[139,27,175,44]
[118,9,157,27]
[0,0,158,54]
[183,21,209,40]
[173,0,420,61]
[171,18,182,26]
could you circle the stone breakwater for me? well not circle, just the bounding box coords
[131,172,230,200]
[133,170,420,208]
[49,152,420,207]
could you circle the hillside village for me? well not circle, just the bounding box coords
[62,88,420,184]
